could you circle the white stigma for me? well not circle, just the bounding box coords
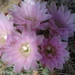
[47,46,51,50]
[22,46,27,50]
[0,34,7,46]
[3,35,7,40]
[24,0,37,5]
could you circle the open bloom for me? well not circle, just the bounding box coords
[1,31,44,73]
[9,1,51,30]
[0,13,14,56]
[40,36,69,71]
[48,1,75,41]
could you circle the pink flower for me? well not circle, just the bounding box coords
[1,30,44,73]
[48,1,75,41]
[9,1,51,30]
[40,36,69,71]
[0,13,14,56]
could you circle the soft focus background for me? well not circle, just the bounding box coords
[0,0,75,75]
[0,0,20,13]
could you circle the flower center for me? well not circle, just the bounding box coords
[20,42,31,56]
[0,35,7,46]
[45,45,55,57]
[26,17,37,22]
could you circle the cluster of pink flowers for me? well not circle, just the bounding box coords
[0,0,75,73]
